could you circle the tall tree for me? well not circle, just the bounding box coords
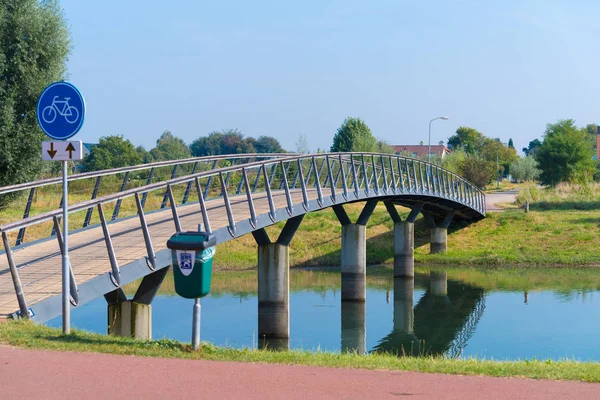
[447,127,486,154]
[508,138,514,149]
[330,117,377,152]
[295,134,309,154]
[522,139,542,156]
[535,120,595,185]
[82,135,142,171]
[190,129,256,156]
[0,0,70,191]
[254,135,285,153]
[149,130,190,161]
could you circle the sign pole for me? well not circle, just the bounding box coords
[62,159,70,334]
[192,298,201,350]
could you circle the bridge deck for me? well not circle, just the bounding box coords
[0,190,308,317]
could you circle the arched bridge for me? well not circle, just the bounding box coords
[0,152,485,338]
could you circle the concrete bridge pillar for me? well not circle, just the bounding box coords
[341,302,366,354]
[424,211,455,255]
[385,202,423,278]
[253,216,304,339]
[333,200,378,302]
[105,267,168,339]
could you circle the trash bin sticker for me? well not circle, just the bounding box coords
[176,250,195,276]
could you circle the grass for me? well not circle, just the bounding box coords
[2,320,600,382]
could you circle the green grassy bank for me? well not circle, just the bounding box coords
[2,321,600,382]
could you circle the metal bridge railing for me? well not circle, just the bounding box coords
[0,152,485,318]
[0,153,290,246]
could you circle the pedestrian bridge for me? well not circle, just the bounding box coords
[0,152,485,339]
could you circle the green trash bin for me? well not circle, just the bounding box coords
[166,231,216,299]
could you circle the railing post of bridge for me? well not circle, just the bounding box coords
[326,155,336,203]
[167,185,182,233]
[262,164,277,221]
[220,159,236,197]
[398,158,406,193]
[388,156,397,194]
[411,160,418,193]
[418,162,426,194]
[16,187,36,246]
[96,204,121,286]
[219,172,236,236]
[2,232,30,318]
[350,155,359,198]
[280,161,294,216]
[236,159,250,195]
[251,165,263,193]
[52,216,80,306]
[135,193,156,270]
[181,162,199,204]
[380,155,388,193]
[111,171,130,221]
[141,167,155,208]
[312,157,324,206]
[297,159,310,211]
[204,159,219,199]
[360,155,369,195]
[194,178,212,233]
[50,195,64,237]
[314,158,326,190]
[83,176,102,228]
[242,168,258,227]
[339,154,348,200]
[161,165,179,209]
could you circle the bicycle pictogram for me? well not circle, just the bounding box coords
[41,96,80,124]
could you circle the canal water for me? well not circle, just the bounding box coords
[47,267,600,361]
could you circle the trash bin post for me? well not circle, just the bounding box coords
[192,298,201,350]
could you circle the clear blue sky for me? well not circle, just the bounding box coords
[60,0,600,153]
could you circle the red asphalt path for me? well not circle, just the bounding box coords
[0,346,598,399]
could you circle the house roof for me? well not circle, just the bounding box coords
[391,145,450,158]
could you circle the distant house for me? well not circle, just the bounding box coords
[390,144,451,159]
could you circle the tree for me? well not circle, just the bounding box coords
[510,156,540,182]
[149,130,190,161]
[508,138,514,149]
[535,120,595,185]
[0,0,70,191]
[254,135,285,153]
[295,134,309,154]
[522,139,542,156]
[480,139,517,176]
[330,117,377,152]
[458,154,497,188]
[83,135,142,171]
[447,127,486,154]
[190,129,256,156]
[376,140,394,154]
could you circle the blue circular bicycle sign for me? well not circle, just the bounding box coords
[36,81,86,140]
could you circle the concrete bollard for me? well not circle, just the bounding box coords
[258,243,289,338]
[341,224,366,302]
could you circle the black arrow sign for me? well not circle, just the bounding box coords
[47,143,57,159]
[65,142,75,159]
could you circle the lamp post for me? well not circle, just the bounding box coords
[428,116,449,163]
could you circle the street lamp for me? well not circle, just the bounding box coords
[428,116,449,163]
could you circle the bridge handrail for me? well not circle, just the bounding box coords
[0,153,291,196]
[0,152,485,234]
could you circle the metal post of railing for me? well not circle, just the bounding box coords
[350,155,360,197]
[268,163,278,190]
[82,176,102,228]
[236,159,249,194]
[291,164,301,189]
[298,159,310,210]
[333,158,343,187]
[161,165,179,209]
[204,160,219,198]
[97,204,120,286]
[398,158,406,192]
[411,160,418,193]
[304,158,314,187]
[280,161,294,215]
[339,154,348,200]
[388,156,397,193]
[194,177,212,233]
[371,156,379,194]
[2,232,29,318]
[111,171,130,221]
[50,195,64,237]
[380,155,388,193]
[252,164,263,193]
[262,165,277,221]
[52,216,79,306]
[278,161,289,190]
[361,155,369,195]
[314,158,326,189]
[326,155,336,202]
[141,167,155,208]
[167,185,182,233]
[182,161,199,204]
[16,187,36,245]
[242,168,258,227]
[219,172,236,236]
[312,157,324,205]
[135,192,156,270]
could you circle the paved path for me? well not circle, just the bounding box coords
[485,190,518,212]
[0,346,597,399]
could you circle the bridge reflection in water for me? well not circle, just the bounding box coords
[257,269,485,356]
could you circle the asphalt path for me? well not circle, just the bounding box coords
[1,346,598,399]
[486,190,519,212]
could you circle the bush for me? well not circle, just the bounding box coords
[510,156,540,182]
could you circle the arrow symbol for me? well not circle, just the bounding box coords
[47,143,57,159]
[65,142,75,159]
